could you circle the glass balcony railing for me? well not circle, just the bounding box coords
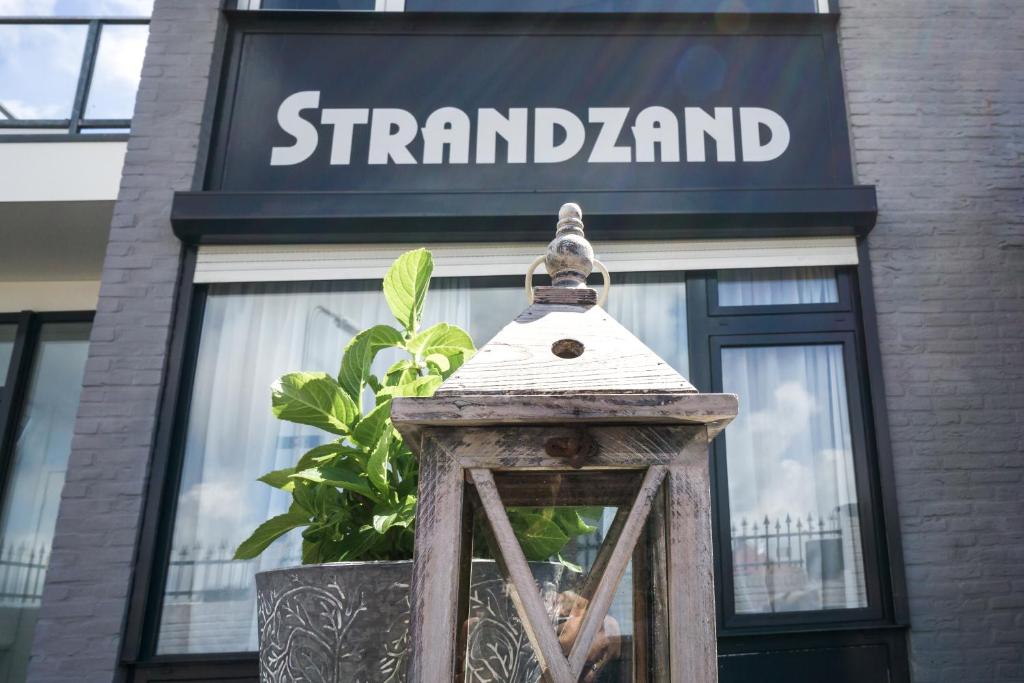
[0,17,149,136]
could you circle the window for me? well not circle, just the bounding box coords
[721,343,866,613]
[246,0,828,12]
[153,272,688,654]
[0,316,91,683]
[0,326,15,389]
[692,266,886,628]
[0,24,88,121]
[140,259,893,668]
[0,2,149,135]
[717,266,839,307]
[82,23,148,121]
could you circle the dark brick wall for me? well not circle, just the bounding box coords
[26,1,224,680]
[23,0,1023,681]
[840,1,1024,681]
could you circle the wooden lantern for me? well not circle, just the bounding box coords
[392,204,738,683]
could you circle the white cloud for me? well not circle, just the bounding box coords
[0,0,152,16]
[0,0,58,15]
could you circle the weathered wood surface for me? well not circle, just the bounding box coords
[647,484,671,683]
[469,469,576,683]
[531,285,598,306]
[407,444,465,683]
[566,465,666,679]
[489,471,644,506]
[421,424,706,470]
[434,298,697,396]
[392,392,738,445]
[665,432,717,683]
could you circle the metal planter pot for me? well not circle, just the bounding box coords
[256,559,563,682]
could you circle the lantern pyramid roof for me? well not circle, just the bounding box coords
[435,286,697,396]
[437,203,694,396]
[392,203,736,436]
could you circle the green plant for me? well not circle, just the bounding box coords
[235,249,595,569]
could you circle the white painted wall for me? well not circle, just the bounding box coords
[0,141,126,202]
[0,281,100,312]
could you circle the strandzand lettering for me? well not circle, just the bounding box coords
[269,91,791,167]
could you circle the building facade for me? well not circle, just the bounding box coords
[0,0,1020,681]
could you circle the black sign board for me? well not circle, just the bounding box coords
[175,13,874,243]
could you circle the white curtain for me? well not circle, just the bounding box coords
[156,272,689,654]
[718,266,838,307]
[721,343,866,614]
[157,278,514,654]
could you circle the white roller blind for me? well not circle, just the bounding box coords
[193,237,858,284]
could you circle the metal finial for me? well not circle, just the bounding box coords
[546,202,594,287]
[524,203,610,305]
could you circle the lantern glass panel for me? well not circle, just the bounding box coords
[458,470,667,682]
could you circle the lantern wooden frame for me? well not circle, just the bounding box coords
[392,204,737,683]
[394,409,735,683]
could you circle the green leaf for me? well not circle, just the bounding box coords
[291,481,317,515]
[372,512,400,534]
[553,508,599,538]
[424,353,451,375]
[295,441,361,471]
[557,553,584,574]
[377,374,443,399]
[234,512,310,560]
[338,325,404,401]
[366,430,393,495]
[383,359,419,387]
[258,467,296,492]
[351,399,392,450]
[292,464,381,503]
[406,323,475,358]
[508,510,570,561]
[383,248,433,333]
[272,372,358,436]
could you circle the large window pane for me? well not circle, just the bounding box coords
[0,326,15,388]
[156,272,688,654]
[83,24,148,120]
[0,322,90,683]
[721,344,866,614]
[0,24,87,120]
[718,266,839,307]
[0,1,153,17]
[260,0,374,8]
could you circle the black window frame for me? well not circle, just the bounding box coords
[0,17,149,142]
[122,252,908,682]
[0,311,95,513]
[709,265,854,316]
[687,266,905,636]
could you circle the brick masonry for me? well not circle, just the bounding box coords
[840,1,1024,681]
[26,1,225,681]
[23,1,1024,682]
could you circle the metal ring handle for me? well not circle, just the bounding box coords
[594,258,611,307]
[525,256,611,306]
[524,255,546,304]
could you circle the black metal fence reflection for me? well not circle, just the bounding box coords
[731,512,844,573]
[0,543,49,605]
[163,546,301,603]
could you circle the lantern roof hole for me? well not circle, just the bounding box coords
[551,339,584,359]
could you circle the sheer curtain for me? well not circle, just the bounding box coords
[718,266,838,307]
[156,278,523,654]
[721,343,865,614]
[156,271,690,654]
[0,325,15,388]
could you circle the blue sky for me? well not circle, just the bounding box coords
[0,0,151,121]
